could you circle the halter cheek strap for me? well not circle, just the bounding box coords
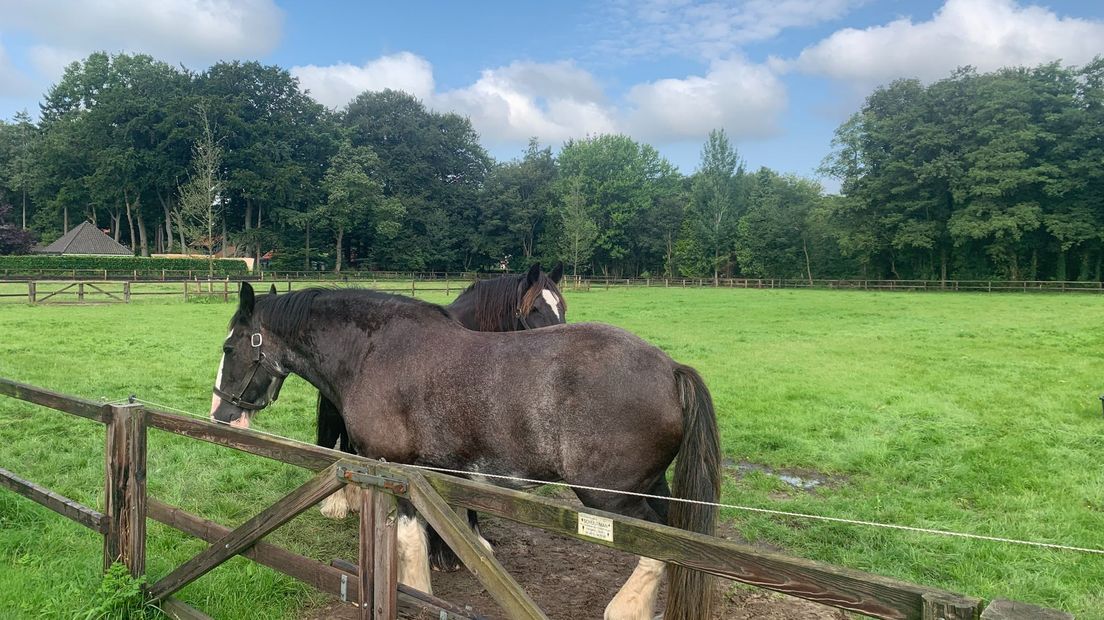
[212,333,289,411]
[515,308,534,330]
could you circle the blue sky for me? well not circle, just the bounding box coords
[2,1,1104,192]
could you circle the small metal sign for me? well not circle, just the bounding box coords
[577,512,614,542]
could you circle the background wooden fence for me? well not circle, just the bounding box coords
[4,274,1104,305]
[0,376,1074,620]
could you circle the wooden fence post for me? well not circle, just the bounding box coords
[103,405,147,577]
[921,592,980,620]
[27,281,35,304]
[360,488,398,620]
[78,282,85,303]
[183,281,188,302]
[124,282,131,304]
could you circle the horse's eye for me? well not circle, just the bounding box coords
[223,346,234,354]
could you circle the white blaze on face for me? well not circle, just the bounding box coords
[210,330,233,417]
[541,289,561,319]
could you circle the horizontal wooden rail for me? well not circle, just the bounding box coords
[0,466,107,532]
[415,465,978,620]
[147,497,477,619]
[0,377,109,423]
[142,406,983,620]
[0,389,1074,620]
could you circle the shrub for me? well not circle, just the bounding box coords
[0,255,249,276]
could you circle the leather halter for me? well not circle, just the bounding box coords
[515,307,534,330]
[212,332,288,411]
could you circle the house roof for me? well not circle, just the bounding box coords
[35,221,132,255]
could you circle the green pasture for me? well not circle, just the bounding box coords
[0,287,1102,618]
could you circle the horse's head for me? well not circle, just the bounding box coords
[516,261,566,329]
[210,282,288,429]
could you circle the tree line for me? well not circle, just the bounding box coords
[0,51,1101,280]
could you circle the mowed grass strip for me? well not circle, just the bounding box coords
[0,287,1102,618]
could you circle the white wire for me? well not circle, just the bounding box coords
[121,396,1104,556]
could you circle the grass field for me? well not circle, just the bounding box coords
[1,287,1102,618]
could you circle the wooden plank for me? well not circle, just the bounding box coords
[0,376,110,422]
[408,472,547,620]
[361,488,398,620]
[359,489,372,620]
[160,597,214,620]
[414,467,976,620]
[147,462,344,601]
[922,592,980,620]
[980,599,1074,620]
[148,498,478,620]
[145,408,337,470]
[0,466,107,532]
[103,405,147,576]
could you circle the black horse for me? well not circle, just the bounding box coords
[316,263,566,572]
[211,283,720,620]
[316,262,566,465]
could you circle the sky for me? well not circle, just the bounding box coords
[2,0,1104,192]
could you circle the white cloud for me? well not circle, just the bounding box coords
[292,53,436,109]
[785,0,1104,86]
[293,53,790,147]
[436,61,618,143]
[0,0,283,81]
[625,57,787,142]
[595,0,862,60]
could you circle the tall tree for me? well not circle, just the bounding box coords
[558,176,598,277]
[319,142,399,272]
[682,129,746,282]
[176,106,223,276]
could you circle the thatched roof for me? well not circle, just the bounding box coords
[34,221,132,256]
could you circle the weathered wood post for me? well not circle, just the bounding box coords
[103,404,147,577]
[124,281,131,304]
[360,488,398,620]
[78,282,85,303]
[27,281,35,304]
[921,592,981,620]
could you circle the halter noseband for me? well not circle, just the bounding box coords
[212,332,289,411]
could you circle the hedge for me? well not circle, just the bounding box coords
[0,255,249,275]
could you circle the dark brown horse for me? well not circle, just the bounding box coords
[210,283,720,620]
[316,263,566,572]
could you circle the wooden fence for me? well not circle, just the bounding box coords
[0,376,1075,619]
[3,274,1103,307]
[0,278,472,305]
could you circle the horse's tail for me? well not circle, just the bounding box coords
[315,393,348,451]
[667,364,721,620]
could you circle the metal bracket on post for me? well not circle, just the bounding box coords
[340,573,348,602]
[335,462,409,497]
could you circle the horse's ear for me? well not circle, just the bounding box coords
[549,261,564,284]
[268,284,278,296]
[239,282,255,320]
[526,262,541,288]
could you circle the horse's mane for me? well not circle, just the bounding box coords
[232,287,451,337]
[463,273,565,331]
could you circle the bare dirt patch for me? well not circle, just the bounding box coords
[305,497,847,620]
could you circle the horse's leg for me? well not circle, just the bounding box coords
[427,509,489,572]
[318,395,355,519]
[396,499,433,594]
[574,487,667,620]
